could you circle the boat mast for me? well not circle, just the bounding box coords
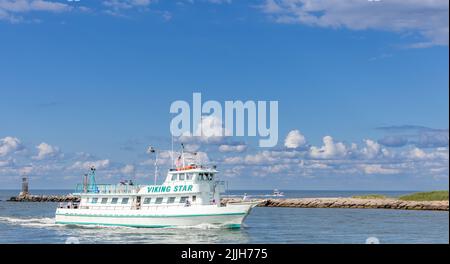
[171,135,174,168]
[83,173,88,193]
[88,166,98,193]
[155,151,158,185]
[181,143,186,168]
[147,146,158,185]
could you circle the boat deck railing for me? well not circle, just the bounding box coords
[70,203,223,211]
[75,184,141,194]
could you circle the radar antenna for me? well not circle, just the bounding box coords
[87,166,98,193]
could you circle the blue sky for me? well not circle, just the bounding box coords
[0,0,449,190]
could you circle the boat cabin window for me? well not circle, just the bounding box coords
[111,198,119,204]
[121,198,129,204]
[199,173,213,181]
[91,198,98,204]
[155,197,163,204]
[101,198,108,204]
[179,173,185,181]
[186,173,194,180]
[180,197,189,204]
[171,174,177,181]
[143,198,152,204]
[167,197,176,204]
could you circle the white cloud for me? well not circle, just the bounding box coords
[29,0,71,12]
[361,139,382,159]
[245,151,276,165]
[102,0,156,17]
[147,149,210,167]
[299,160,329,170]
[219,144,247,153]
[284,129,306,149]
[195,151,210,165]
[260,163,291,174]
[33,142,60,160]
[0,0,72,22]
[184,143,201,152]
[19,165,32,175]
[222,156,242,165]
[406,147,449,161]
[408,147,427,159]
[259,0,449,47]
[0,158,14,167]
[0,132,448,187]
[223,150,287,165]
[121,164,135,175]
[71,159,111,170]
[309,136,348,159]
[0,136,22,157]
[360,164,400,175]
[179,115,231,145]
[141,150,178,167]
[222,165,245,177]
[0,0,71,12]
[102,0,153,10]
[200,115,226,137]
[219,133,448,179]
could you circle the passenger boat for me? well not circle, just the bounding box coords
[55,146,258,229]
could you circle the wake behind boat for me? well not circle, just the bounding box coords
[55,146,258,229]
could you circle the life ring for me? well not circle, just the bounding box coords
[176,165,196,171]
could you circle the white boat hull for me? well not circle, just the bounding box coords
[55,203,256,229]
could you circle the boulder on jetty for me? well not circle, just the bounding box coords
[222,198,449,211]
[7,194,80,203]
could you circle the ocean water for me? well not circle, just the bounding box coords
[0,190,448,244]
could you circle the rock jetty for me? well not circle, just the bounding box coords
[223,198,449,211]
[7,195,448,211]
[7,194,80,203]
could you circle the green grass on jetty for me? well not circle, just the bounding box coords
[352,191,449,201]
[352,194,387,200]
[399,191,449,201]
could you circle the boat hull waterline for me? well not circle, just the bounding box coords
[55,203,256,229]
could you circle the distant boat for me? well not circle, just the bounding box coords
[273,189,285,197]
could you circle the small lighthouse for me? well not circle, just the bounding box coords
[20,176,29,196]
